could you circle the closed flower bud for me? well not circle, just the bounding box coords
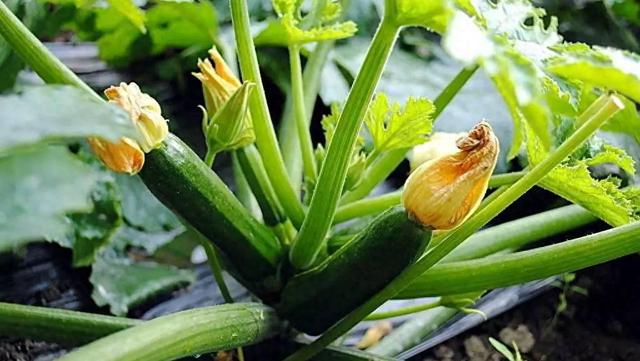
[104,82,169,152]
[409,132,467,171]
[193,47,241,114]
[88,137,144,175]
[202,82,256,156]
[402,121,499,230]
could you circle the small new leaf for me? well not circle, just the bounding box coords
[255,0,356,46]
[364,94,434,152]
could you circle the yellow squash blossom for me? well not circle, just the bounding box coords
[193,47,242,113]
[409,131,467,171]
[89,82,168,174]
[104,82,169,152]
[88,137,145,175]
[193,47,255,158]
[402,121,499,230]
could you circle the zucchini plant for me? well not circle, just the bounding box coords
[1,0,640,360]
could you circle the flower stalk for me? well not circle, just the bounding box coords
[230,0,305,227]
[289,44,318,181]
[289,17,401,269]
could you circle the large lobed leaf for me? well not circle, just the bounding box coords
[91,255,194,315]
[0,85,138,153]
[0,147,98,251]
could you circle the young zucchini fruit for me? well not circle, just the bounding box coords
[276,206,431,335]
[139,134,283,299]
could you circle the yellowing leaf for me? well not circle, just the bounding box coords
[364,94,435,152]
[547,43,640,103]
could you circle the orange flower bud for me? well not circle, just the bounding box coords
[88,137,144,175]
[402,121,499,230]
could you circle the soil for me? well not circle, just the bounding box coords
[414,254,640,361]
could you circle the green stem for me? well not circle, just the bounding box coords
[289,19,401,269]
[280,41,335,194]
[58,304,280,361]
[398,220,640,297]
[488,171,526,188]
[432,65,478,119]
[232,152,262,218]
[334,171,525,224]
[201,240,235,303]
[236,145,287,228]
[367,306,458,356]
[289,44,318,181]
[364,300,441,321]
[0,304,386,361]
[283,94,624,361]
[334,190,402,224]
[230,0,305,227]
[444,204,597,262]
[0,1,97,98]
[201,243,249,361]
[204,149,216,167]
[340,149,407,205]
[0,302,139,346]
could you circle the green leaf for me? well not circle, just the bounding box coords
[489,337,516,361]
[388,0,456,33]
[93,8,145,65]
[91,255,194,315]
[442,10,556,159]
[0,86,138,154]
[255,15,356,46]
[364,93,434,152]
[527,126,636,227]
[58,175,123,267]
[115,174,182,232]
[110,225,185,255]
[255,0,356,46]
[585,144,635,176]
[106,0,146,33]
[547,43,640,103]
[146,1,217,54]
[0,147,98,252]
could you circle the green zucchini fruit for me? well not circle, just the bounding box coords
[276,206,431,335]
[139,134,283,298]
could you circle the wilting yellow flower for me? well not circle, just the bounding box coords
[402,121,499,230]
[89,82,168,174]
[193,47,241,114]
[409,132,467,171]
[104,82,169,152]
[88,137,144,175]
